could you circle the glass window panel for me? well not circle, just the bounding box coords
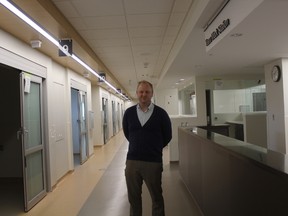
[26,151,44,200]
[80,134,87,162]
[213,83,266,114]
[24,82,41,149]
[179,84,196,115]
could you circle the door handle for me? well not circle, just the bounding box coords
[17,127,28,140]
[17,130,21,140]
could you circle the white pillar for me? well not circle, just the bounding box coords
[265,58,288,154]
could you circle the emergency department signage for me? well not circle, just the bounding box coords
[204,0,263,52]
[205,19,230,47]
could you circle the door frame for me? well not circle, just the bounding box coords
[19,72,47,211]
[70,80,89,165]
[71,87,89,165]
[0,47,51,210]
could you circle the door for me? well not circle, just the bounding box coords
[102,98,108,144]
[71,88,81,163]
[112,101,116,136]
[78,91,88,164]
[253,92,266,111]
[205,90,212,126]
[71,88,88,164]
[19,72,47,211]
[117,102,121,131]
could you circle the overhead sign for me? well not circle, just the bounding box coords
[205,19,230,47]
[59,39,72,56]
[98,73,106,82]
[204,0,264,51]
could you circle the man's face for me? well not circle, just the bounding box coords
[136,83,153,105]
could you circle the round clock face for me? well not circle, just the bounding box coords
[271,65,281,82]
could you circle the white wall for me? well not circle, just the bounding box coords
[243,112,267,148]
[91,86,126,146]
[47,62,69,185]
[163,76,208,161]
[67,69,93,165]
[168,74,267,161]
[155,88,179,115]
[0,29,93,188]
[194,76,209,124]
[265,59,287,154]
[91,85,101,145]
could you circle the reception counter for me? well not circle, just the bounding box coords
[178,127,288,216]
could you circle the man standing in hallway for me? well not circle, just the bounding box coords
[122,80,172,216]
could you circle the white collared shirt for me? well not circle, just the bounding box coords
[137,103,154,126]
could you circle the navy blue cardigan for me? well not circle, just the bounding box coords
[122,104,172,163]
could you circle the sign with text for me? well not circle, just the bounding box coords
[204,0,264,51]
[98,73,106,82]
[205,19,230,47]
[59,39,72,56]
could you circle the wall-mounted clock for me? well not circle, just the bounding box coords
[271,65,281,82]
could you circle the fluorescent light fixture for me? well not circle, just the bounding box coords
[72,54,127,98]
[0,0,128,100]
[0,0,59,45]
[0,0,70,56]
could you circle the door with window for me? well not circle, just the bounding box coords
[19,72,46,211]
[71,88,88,164]
[78,90,88,164]
[102,97,108,144]
[112,101,116,136]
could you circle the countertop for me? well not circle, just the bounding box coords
[226,120,244,125]
[184,127,288,176]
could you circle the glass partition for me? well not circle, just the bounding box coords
[179,84,197,116]
[213,83,266,114]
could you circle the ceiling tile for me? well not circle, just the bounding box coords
[53,1,80,17]
[173,0,194,13]
[131,37,162,46]
[163,36,176,44]
[132,45,161,56]
[69,18,88,30]
[79,28,129,40]
[49,0,196,95]
[127,14,170,27]
[71,0,125,16]
[134,54,158,64]
[124,0,174,14]
[166,26,181,36]
[129,27,165,38]
[99,46,132,55]
[169,13,186,26]
[105,59,134,67]
[82,16,126,29]
[159,44,174,56]
[89,38,130,47]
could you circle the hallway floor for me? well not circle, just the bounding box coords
[2,132,203,216]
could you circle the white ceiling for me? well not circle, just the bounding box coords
[51,0,198,98]
[1,0,288,100]
[158,0,288,88]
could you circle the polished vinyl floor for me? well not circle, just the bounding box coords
[1,132,203,216]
